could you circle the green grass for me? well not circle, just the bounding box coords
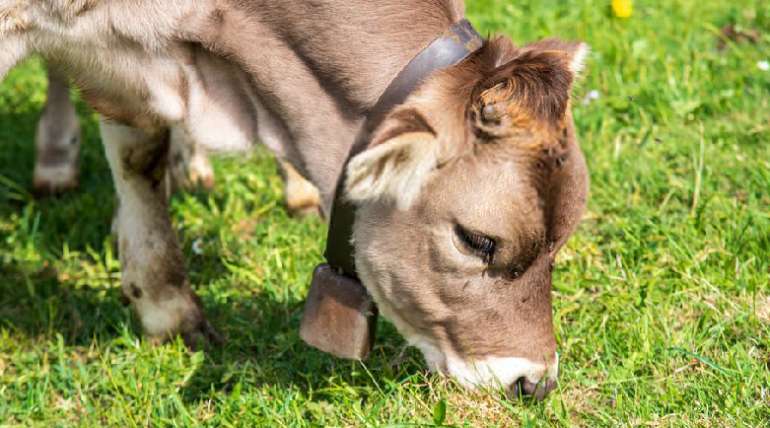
[1,0,769,426]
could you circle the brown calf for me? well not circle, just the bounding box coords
[1,0,588,398]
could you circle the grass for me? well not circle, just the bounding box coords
[1,0,769,426]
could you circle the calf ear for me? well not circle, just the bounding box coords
[545,119,589,255]
[345,109,439,210]
[521,39,589,77]
[472,40,589,132]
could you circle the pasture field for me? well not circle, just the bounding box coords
[1,0,768,426]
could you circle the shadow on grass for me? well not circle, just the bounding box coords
[0,256,422,403]
[0,105,425,407]
[0,103,116,250]
[0,106,126,345]
[180,297,424,404]
[0,264,131,345]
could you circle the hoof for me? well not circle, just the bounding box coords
[32,168,79,196]
[279,159,323,219]
[182,318,224,351]
[144,315,224,351]
[285,179,323,219]
[287,201,323,218]
[169,155,215,192]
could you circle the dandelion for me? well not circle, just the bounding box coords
[612,0,633,19]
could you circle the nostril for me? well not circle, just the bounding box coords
[506,377,527,400]
[508,377,557,401]
[509,378,523,399]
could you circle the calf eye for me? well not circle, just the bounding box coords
[455,224,496,264]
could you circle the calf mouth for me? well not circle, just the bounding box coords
[414,336,560,400]
[365,281,559,400]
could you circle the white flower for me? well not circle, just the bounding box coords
[758,60,770,71]
[582,89,601,106]
[192,239,205,255]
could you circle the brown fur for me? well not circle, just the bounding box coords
[348,34,588,390]
[0,1,29,32]
[1,0,588,395]
[32,68,81,194]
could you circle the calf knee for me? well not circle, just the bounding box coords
[120,134,171,190]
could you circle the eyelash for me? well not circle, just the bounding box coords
[455,224,496,264]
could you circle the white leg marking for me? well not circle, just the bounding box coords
[101,120,202,339]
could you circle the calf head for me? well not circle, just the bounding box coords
[346,38,589,398]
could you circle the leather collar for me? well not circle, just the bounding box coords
[300,19,484,360]
[324,19,484,278]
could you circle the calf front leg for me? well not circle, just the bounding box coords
[101,120,220,348]
[33,68,81,195]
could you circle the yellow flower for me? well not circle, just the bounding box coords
[612,0,633,18]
